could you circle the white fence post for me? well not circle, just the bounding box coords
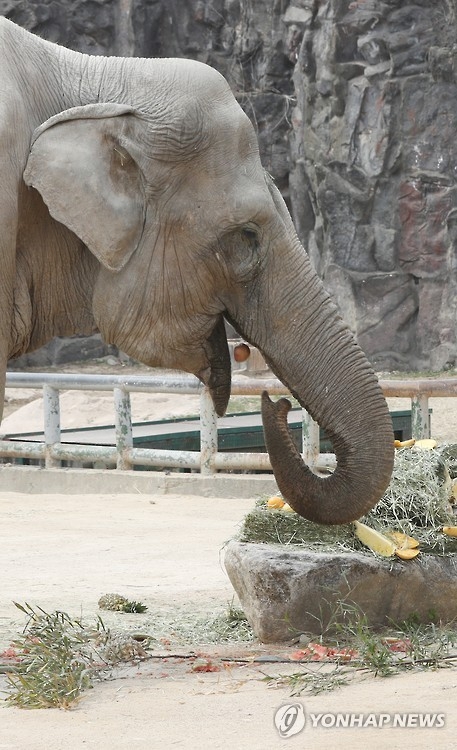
[302,409,320,468]
[411,395,430,440]
[114,387,133,470]
[200,387,217,474]
[43,385,61,468]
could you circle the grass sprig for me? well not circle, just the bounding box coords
[4,603,107,709]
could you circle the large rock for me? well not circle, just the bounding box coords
[225,540,457,643]
[8,335,116,369]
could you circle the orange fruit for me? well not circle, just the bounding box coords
[233,343,250,362]
[267,496,285,510]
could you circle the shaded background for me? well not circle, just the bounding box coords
[4,0,457,372]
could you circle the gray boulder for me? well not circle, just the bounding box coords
[225,540,457,643]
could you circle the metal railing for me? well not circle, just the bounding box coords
[0,372,452,474]
[0,372,291,473]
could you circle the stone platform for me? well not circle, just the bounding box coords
[225,541,457,643]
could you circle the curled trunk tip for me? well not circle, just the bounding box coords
[261,391,394,525]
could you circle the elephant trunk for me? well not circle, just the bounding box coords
[233,239,394,526]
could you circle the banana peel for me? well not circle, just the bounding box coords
[354,521,420,560]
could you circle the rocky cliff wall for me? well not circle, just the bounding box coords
[4,0,457,371]
[289,1,457,372]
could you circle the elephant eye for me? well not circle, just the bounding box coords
[225,226,261,280]
[113,145,132,167]
[241,227,258,244]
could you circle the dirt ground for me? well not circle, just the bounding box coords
[0,493,457,750]
[1,492,457,750]
[1,364,457,748]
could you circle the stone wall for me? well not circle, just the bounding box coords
[4,0,457,371]
[289,1,457,371]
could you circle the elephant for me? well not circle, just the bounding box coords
[0,17,394,524]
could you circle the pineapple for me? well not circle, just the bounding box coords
[98,593,148,613]
[98,593,130,612]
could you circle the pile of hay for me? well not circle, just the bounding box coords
[238,447,457,556]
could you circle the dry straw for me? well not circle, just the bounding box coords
[238,447,457,556]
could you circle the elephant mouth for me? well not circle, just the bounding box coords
[197,316,232,417]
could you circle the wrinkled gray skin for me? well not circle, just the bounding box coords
[0,18,394,524]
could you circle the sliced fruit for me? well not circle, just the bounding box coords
[281,503,295,513]
[414,439,437,450]
[395,547,420,560]
[267,496,285,510]
[394,438,416,449]
[442,526,457,537]
[382,637,412,652]
[353,521,397,557]
[386,531,420,549]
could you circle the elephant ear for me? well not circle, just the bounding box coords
[23,103,145,271]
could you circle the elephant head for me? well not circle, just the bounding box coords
[20,54,394,524]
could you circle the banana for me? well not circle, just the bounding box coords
[395,547,420,560]
[354,521,397,557]
[386,531,420,549]
[442,526,457,537]
[394,438,416,449]
[414,439,437,450]
[281,503,295,512]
